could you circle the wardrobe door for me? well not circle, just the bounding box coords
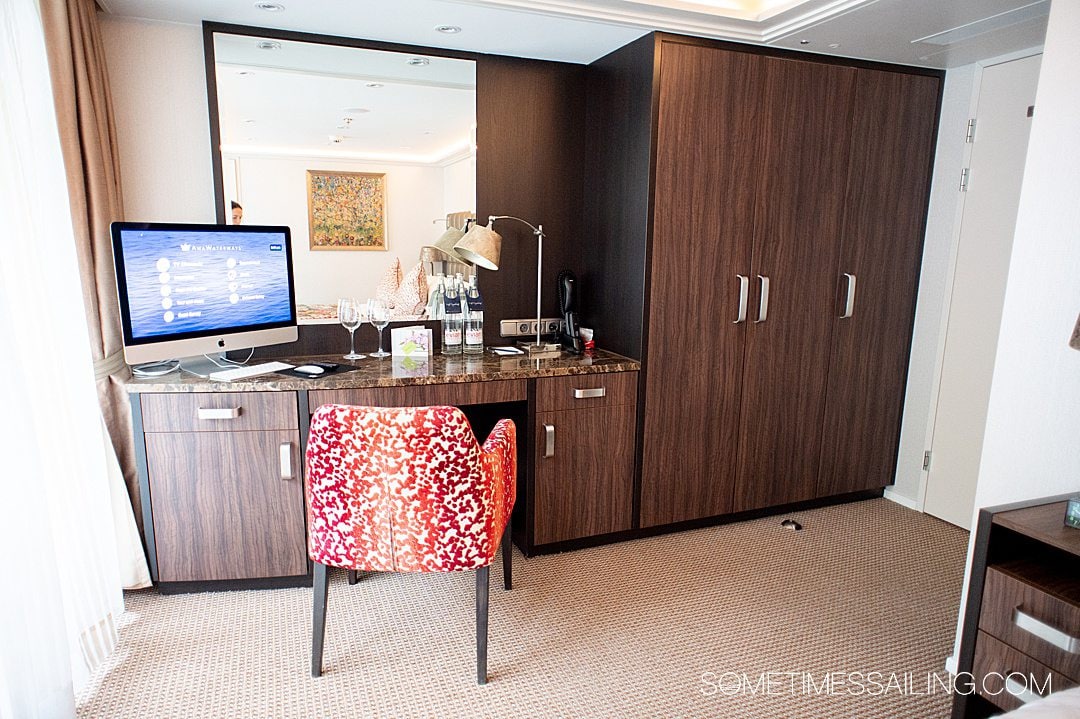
[732,58,857,513]
[816,70,940,496]
[639,42,765,527]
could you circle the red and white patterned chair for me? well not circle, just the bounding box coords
[305,404,517,684]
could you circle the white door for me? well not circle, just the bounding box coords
[923,54,1041,529]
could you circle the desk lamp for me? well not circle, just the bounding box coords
[454,215,557,353]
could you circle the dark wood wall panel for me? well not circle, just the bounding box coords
[476,56,587,345]
[580,34,657,361]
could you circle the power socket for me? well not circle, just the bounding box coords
[499,318,564,337]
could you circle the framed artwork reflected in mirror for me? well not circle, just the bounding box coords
[307,170,387,251]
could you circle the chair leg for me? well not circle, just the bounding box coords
[476,565,489,685]
[502,522,512,591]
[347,570,358,585]
[311,562,330,677]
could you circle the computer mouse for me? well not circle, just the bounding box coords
[294,365,325,376]
[780,519,802,531]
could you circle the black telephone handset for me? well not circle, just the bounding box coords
[557,270,583,354]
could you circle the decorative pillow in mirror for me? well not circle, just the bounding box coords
[391,263,429,319]
[376,258,402,307]
[1071,311,1080,351]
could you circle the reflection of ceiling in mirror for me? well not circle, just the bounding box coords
[214,34,475,165]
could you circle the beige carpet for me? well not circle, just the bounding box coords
[76,499,967,718]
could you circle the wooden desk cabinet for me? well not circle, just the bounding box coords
[126,352,640,590]
[533,372,637,545]
[138,392,305,584]
[953,496,1080,718]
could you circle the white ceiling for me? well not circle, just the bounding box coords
[99,0,1048,68]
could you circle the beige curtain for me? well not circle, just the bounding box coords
[41,0,150,588]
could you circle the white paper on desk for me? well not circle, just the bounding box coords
[391,326,433,357]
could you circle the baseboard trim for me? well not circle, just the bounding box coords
[884,488,921,511]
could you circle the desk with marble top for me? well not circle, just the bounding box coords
[124,349,639,592]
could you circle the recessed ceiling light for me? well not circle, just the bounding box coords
[366,83,383,88]
[828,42,841,49]
[328,135,343,144]
[422,130,434,135]
[236,70,253,76]
[256,40,282,51]
[407,57,431,66]
[254,2,284,11]
[342,107,370,114]
[799,39,811,45]
[435,25,461,34]
[243,119,256,124]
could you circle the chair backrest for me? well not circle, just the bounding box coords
[306,404,513,573]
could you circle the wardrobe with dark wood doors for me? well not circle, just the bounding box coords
[581,33,942,530]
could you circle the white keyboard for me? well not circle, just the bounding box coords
[208,361,294,382]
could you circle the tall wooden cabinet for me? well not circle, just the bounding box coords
[583,34,941,529]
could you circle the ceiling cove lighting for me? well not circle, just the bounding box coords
[435,25,462,34]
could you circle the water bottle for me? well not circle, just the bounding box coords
[429,274,445,320]
[464,275,484,354]
[441,278,463,355]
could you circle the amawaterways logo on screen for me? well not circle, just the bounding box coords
[270,243,282,251]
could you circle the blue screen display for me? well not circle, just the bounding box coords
[118,228,292,340]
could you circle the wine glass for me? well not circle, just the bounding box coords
[368,298,391,358]
[338,298,366,360]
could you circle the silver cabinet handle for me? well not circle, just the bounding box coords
[197,407,240,420]
[573,387,605,399]
[755,275,770,323]
[734,275,749,324]
[841,273,857,318]
[1005,676,1042,704]
[279,442,294,480]
[543,424,555,458]
[1014,608,1080,653]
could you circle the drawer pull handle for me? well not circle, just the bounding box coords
[279,442,294,480]
[841,273,857,318]
[543,424,555,458]
[755,275,770,323]
[573,387,605,399]
[734,274,749,324]
[1014,608,1080,653]
[1005,675,1043,704]
[197,407,240,420]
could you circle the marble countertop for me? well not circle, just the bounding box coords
[123,349,639,393]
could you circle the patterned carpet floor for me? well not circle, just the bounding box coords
[76,498,968,718]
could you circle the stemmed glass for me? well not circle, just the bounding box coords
[338,298,366,360]
[368,298,391,358]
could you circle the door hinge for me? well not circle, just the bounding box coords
[965,118,977,143]
[923,450,932,471]
[959,168,970,192]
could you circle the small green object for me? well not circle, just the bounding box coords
[1066,497,1080,529]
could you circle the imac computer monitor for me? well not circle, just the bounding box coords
[111,222,298,375]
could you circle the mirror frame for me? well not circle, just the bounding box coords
[202,21,481,225]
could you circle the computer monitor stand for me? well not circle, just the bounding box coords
[178,354,229,378]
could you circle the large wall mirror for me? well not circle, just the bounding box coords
[205,26,477,313]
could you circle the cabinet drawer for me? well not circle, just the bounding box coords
[981,566,1080,681]
[535,371,638,412]
[310,379,526,412]
[141,392,298,432]
[973,631,1075,712]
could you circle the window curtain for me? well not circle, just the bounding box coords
[39,0,150,589]
[0,0,126,714]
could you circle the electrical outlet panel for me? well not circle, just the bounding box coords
[499,318,564,337]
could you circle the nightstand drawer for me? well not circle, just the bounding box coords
[980,565,1080,681]
[973,631,1075,712]
[535,371,637,412]
[141,392,298,432]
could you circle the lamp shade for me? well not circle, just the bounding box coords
[420,227,466,263]
[454,223,502,270]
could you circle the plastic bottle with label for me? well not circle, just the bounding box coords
[441,278,463,355]
[464,275,484,354]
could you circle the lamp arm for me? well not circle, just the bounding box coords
[488,215,546,348]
